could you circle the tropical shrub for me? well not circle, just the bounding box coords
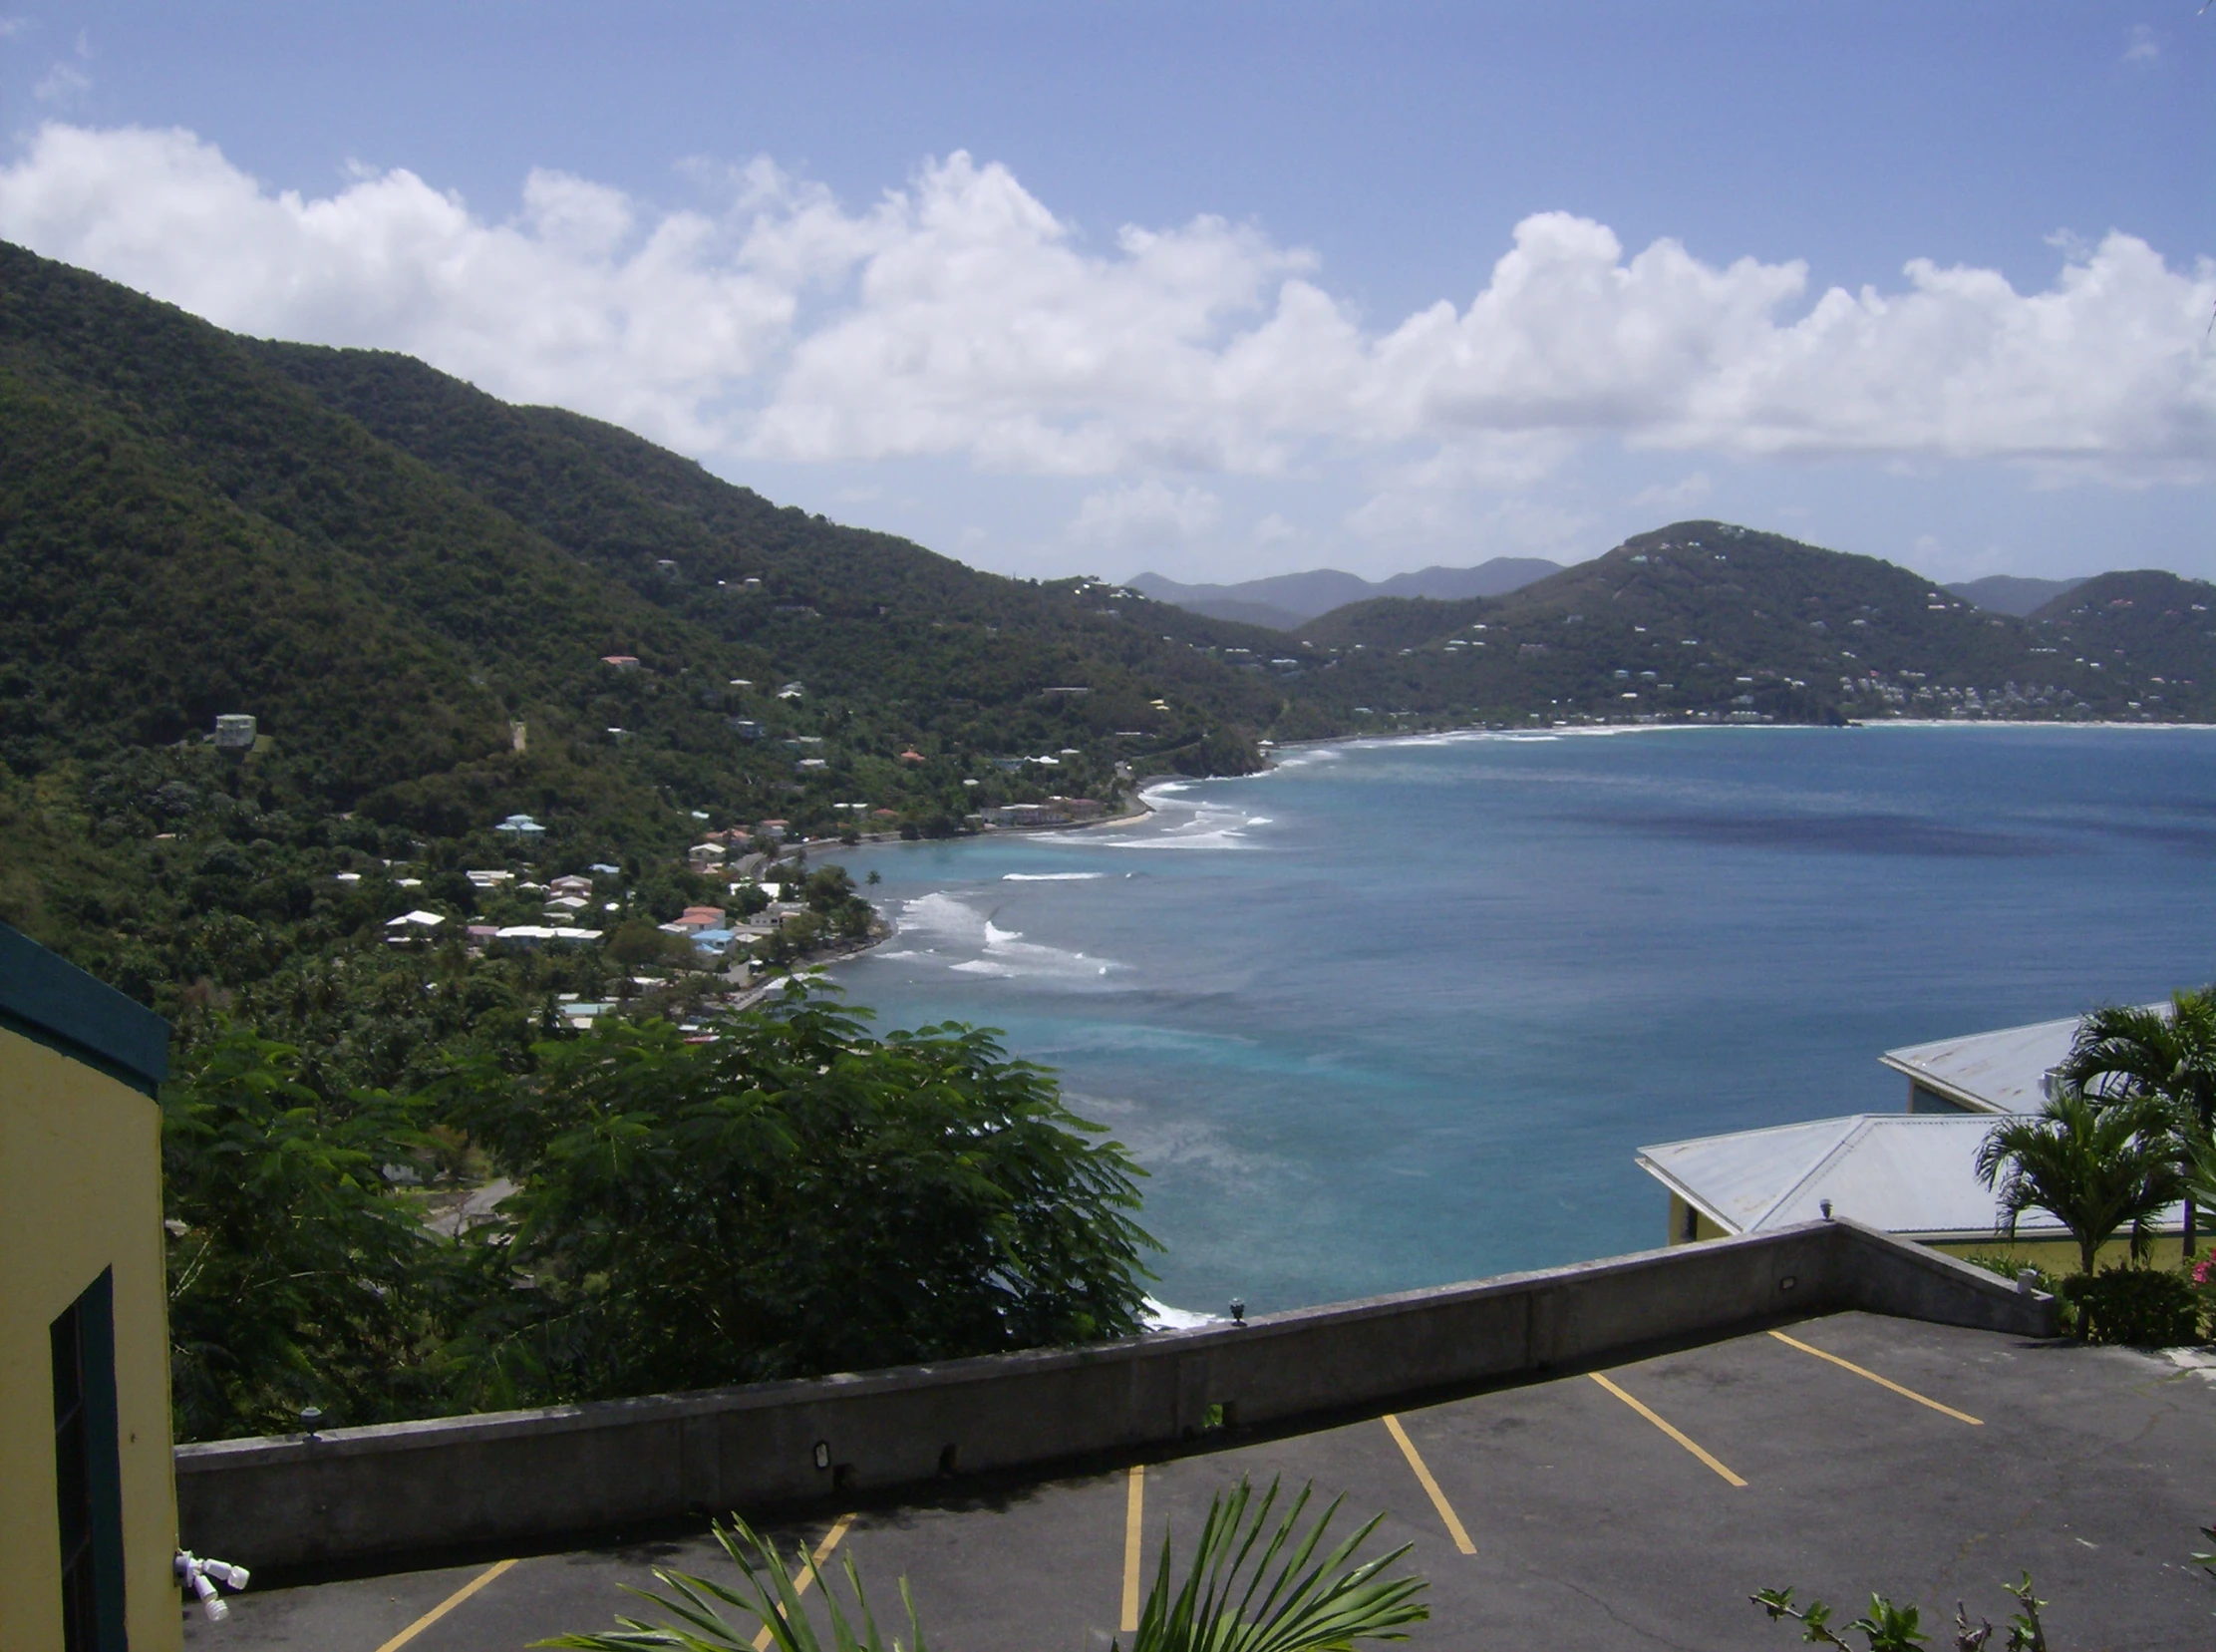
[1753,1574,2049,1651]
[2060,1265,2201,1348]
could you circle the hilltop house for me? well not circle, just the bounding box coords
[2,925,183,1652]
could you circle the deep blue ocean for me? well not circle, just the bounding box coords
[826,728,2216,1319]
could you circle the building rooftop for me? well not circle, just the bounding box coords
[1879,1003,2166,1114]
[0,921,169,1095]
[1634,1113,2139,1240]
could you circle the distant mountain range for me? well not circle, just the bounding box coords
[1127,558,1561,629]
[1256,525,2213,730]
[1943,575,2088,617]
[1137,562,2085,631]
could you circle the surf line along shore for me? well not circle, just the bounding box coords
[744,783,1162,994]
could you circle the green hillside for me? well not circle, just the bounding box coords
[0,240,1289,1000]
[2026,571,2216,710]
[1281,523,2216,728]
[1,242,1288,817]
[6,238,2213,1015]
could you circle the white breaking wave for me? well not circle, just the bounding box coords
[1142,1297,1223,1331]
[896,890,992,943]
[1002,871,1106,881]
[1091,800,1269,850]
[893,891,1119,981]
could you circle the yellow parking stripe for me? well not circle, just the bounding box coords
[373,1558,516,1652]
[750,1511,857,1651]
[1767,1330,1983,1425]
[1121,1464,1146,1633]
[1588,1372,1746,1487]
[1381,1414,1477,1554]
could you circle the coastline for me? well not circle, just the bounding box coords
[1261,716,2216,763]
[806,788,1159,972]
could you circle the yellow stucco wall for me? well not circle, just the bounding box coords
[1925,1232,2194,1274]
[1,1026,181,1652]
[1665,1192,1733,1245]
[1662,1190,2193,1276]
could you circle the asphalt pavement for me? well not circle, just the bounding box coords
[181,1311,2216,1650]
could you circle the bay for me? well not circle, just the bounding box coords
[826,727,2216,1318]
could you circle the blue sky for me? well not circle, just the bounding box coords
[4,2,2210,584]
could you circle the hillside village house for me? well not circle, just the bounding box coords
[1638,1007,2188,1270]
[2,924,182,1652]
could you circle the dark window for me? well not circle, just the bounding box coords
[53,1269,128,1652]
[1909,1083,1975,1116]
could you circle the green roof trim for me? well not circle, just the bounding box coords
[0,923,169,1097]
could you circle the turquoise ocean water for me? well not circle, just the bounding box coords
[826,727,2216,1318]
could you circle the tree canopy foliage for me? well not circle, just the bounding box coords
[160,988,1152,1441]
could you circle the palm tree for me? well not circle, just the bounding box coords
[1975,1088,2185,1278]
[2061,988,2216,1252]
[538,1478,1427,1652]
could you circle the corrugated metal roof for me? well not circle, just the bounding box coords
[1878,1004,2167,1115]
[1635,1114,2139,1240]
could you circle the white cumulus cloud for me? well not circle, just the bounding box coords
[1068,480,1221,547]
[2,121,2211,489]
[1632,471,1713,509]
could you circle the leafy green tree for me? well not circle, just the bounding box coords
[1974,1087,2185,1278]
[161,1027,450,1440]
[446,990,1153,1405]
[2060,987,2216,1251]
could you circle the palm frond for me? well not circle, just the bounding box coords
[1977,1086,2185,1274]
[535,1517,923,1652]
[1125,1476,1429,1652]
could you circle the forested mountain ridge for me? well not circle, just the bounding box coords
[0,240,1287,809]
[1278,522,2216,728]
[1127,556,1560,628]
[250,342,1277,768]
[0,240,1287,994]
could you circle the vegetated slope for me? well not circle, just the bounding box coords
[2026,571,2216,708]
[1,241,1284,820]
[1128,556,1560,628]
[1948,574,2086,617]
[1281,523,2216,727]
[0,239,1292,985]
[253,342,1283,774]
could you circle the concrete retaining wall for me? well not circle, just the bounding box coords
[175,1218,2052,1569]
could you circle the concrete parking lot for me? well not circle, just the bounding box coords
[183,1311,2216,1650]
